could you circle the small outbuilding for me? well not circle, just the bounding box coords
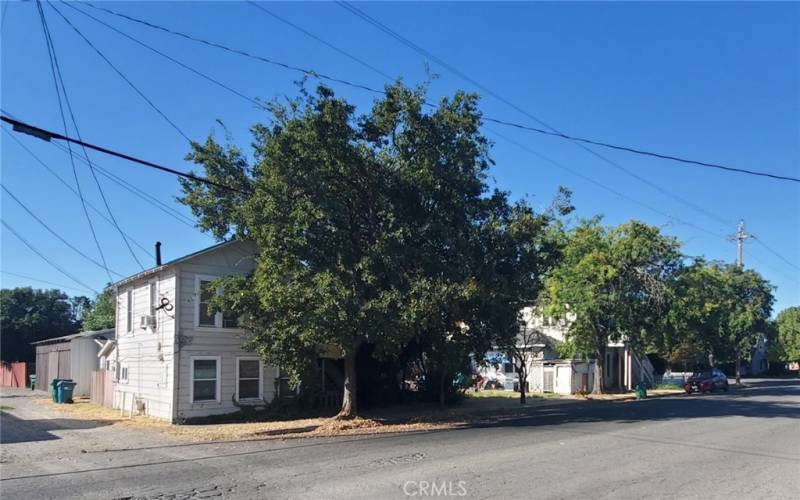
[32,328,115,397]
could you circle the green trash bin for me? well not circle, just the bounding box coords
[29,374,37,391]
[635,382,647,400]
[56,380,77,404]
[51,379,63,402]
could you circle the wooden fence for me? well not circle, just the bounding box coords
[90,369,114,408]
[0,361,28,388]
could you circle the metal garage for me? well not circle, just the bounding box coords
[32,328,115,396]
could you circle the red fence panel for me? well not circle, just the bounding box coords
[0,362,28,388]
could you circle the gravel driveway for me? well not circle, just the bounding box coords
[0,387,184,467]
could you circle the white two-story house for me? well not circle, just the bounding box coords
[111,240,279,422]
[479,307,656,395]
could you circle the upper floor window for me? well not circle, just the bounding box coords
[195,277,239,329]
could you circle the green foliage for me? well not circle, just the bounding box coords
[81,288,116,331]
[546,219,682,392]
[179,83,565,412]
[0,287,81,362]
[667,260,774,368]
[775,306,800,362]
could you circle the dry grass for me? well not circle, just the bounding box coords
[34,388,684,444]
[37,397,173,432]
[163,415,463,442]
[36,397,462,443]
[464,389,563,400]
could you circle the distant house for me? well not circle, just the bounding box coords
[110,240,288,422]
[478,307,656,394]
[32,328,115,397]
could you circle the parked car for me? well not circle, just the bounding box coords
[684,368,729,394]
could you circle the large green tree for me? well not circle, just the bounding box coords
[723,265,774,383]
[774,306,800,364]
[180,83,515,416]
[667,260,774,383]
[667,259,730,368]
[546,220,682,394]
[0,287,81,362]
[81,288,116,331]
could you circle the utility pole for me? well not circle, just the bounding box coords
[728,220,752,267]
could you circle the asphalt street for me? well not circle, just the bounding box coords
[1,379,798,499]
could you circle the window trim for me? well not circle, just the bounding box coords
[190,356,221,403]
[194,275,240,330]
[119,364,129,384]
[235,357,263,402]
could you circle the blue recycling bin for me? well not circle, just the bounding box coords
[56,379,77,404]
[50,378,63,402]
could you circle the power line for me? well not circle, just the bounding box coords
[50,138,200,229]
[0,270,96,295]
[336,1,797,186]
[82,1,386,96]
[245,1,395,81]
[39,1,145,271]
[1,184,125,278]
[2,127,156,258]
[484,125,727,242]
[83,2,797,185]
[482,117,800,184]
[73,0,726,239]
[35,0,113,282]
[31,7,702,249]
[1,219,100,294]
[63,2,267,112]
[47,1,191,143]
[2,116,250,195]
[336,2,739,231]
[753,237,800,274]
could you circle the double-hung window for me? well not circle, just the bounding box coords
[236,358,262,400]
[191,357,220,402]
[196,277,239,328]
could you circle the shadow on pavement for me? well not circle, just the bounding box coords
[0,411,113,444]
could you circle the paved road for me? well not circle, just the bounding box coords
[2,379,798,499]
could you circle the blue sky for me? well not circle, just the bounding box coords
[1,1,798,313]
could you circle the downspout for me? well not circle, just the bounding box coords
[171,266,181,424]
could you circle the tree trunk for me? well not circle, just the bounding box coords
[708,351,715,367]
[735,348,742,385]
[337,349,358,418]
[519,370,527,405]
[593,347,605,395]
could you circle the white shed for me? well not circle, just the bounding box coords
[32,328,116,397]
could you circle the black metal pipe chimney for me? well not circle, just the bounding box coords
[155,241,162,266]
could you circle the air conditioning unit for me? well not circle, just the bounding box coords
[139,315,156,329]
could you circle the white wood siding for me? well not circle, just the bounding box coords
[173,241,278,420]
[114,271,177,420]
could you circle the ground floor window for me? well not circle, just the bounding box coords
[237,358,262,400]
[192,357,220,402]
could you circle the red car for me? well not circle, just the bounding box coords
[684,368,729,394]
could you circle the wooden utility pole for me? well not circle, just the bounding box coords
[728,220,752,267]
